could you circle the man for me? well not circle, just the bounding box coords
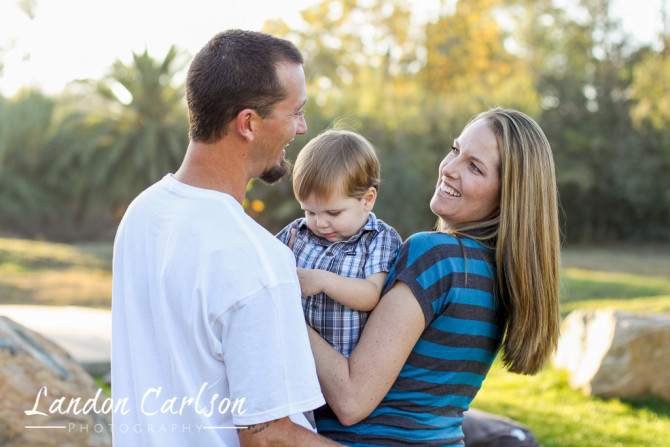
[111,29,341,446]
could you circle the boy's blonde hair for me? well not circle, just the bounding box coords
[293,129,380,201]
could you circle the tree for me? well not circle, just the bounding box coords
[255,0,670,242]
[514,0,670,241]
[631,54,670,131]
[0,90,67,237]
[72,46,189,214]
[260,0,439,236]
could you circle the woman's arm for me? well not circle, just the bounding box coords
[296,268,387,311]
[307,281,425,426]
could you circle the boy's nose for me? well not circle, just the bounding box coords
[316,217,329,228]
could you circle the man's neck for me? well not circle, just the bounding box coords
[174,140,249,204]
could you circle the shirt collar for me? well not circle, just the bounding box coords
[298,212,380,246]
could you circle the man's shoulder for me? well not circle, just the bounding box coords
[220,216,293,253]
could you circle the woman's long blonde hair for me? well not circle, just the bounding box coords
[439,108,561,375]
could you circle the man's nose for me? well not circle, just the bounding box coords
[297,114,307,135]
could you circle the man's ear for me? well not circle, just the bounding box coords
[236,108,259,142]
[363,187,377,212]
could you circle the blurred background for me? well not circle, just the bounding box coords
[1,0,669,242]
[1,0,669,445]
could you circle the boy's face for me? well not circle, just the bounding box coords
[299,187,376,243]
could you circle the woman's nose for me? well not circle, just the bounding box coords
[442,160,459,179]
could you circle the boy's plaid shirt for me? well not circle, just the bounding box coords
[277,212,402,357]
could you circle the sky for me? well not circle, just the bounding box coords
[0,0,665,96]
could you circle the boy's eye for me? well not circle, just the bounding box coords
[328,211,341,217]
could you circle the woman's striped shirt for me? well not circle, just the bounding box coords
[315,231,503,446]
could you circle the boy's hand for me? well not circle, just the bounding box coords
[296,268,328,298]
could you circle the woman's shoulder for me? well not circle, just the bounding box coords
[408,231,457,244]
[402,231,494,266]
[407,231,488,249]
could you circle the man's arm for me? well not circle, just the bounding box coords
[296,269,387,311]
[237,417,343,446]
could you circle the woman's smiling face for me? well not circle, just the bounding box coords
[430,118,501,229]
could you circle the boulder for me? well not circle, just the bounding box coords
[0,316,111,447]
[553,309,670,401]
[463,408,540,446]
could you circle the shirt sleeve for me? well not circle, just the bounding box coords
[217,282,325,426]
[381,232,465,327]
[362,226,403,278]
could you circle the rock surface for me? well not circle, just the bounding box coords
[0,305,111,376]
[0,316,111,446]
[553,309,670,401]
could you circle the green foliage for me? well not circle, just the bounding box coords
[74,46,189,211]
[0,47,188,239]
[516,0,670,241]
[630,51,670,130]
[0,90,69,237]
[1,0,670,242]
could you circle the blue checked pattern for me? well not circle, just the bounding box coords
[277,212,402,357]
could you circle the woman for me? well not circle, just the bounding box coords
[306,108,561,446]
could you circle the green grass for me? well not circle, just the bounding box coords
[94,376,111,398]
[560,268,670,316]
[0,237,112,308]
[1,238,670,445]
[472,360,670,446]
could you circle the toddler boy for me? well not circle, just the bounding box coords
[277,129,402,357]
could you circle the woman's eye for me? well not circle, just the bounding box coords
[471,163,481,174]
[451,146,459,155]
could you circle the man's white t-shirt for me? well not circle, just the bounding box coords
[111,174,325,446]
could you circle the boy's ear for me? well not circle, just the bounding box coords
[363,187,377,212]
[236,108,260,142]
